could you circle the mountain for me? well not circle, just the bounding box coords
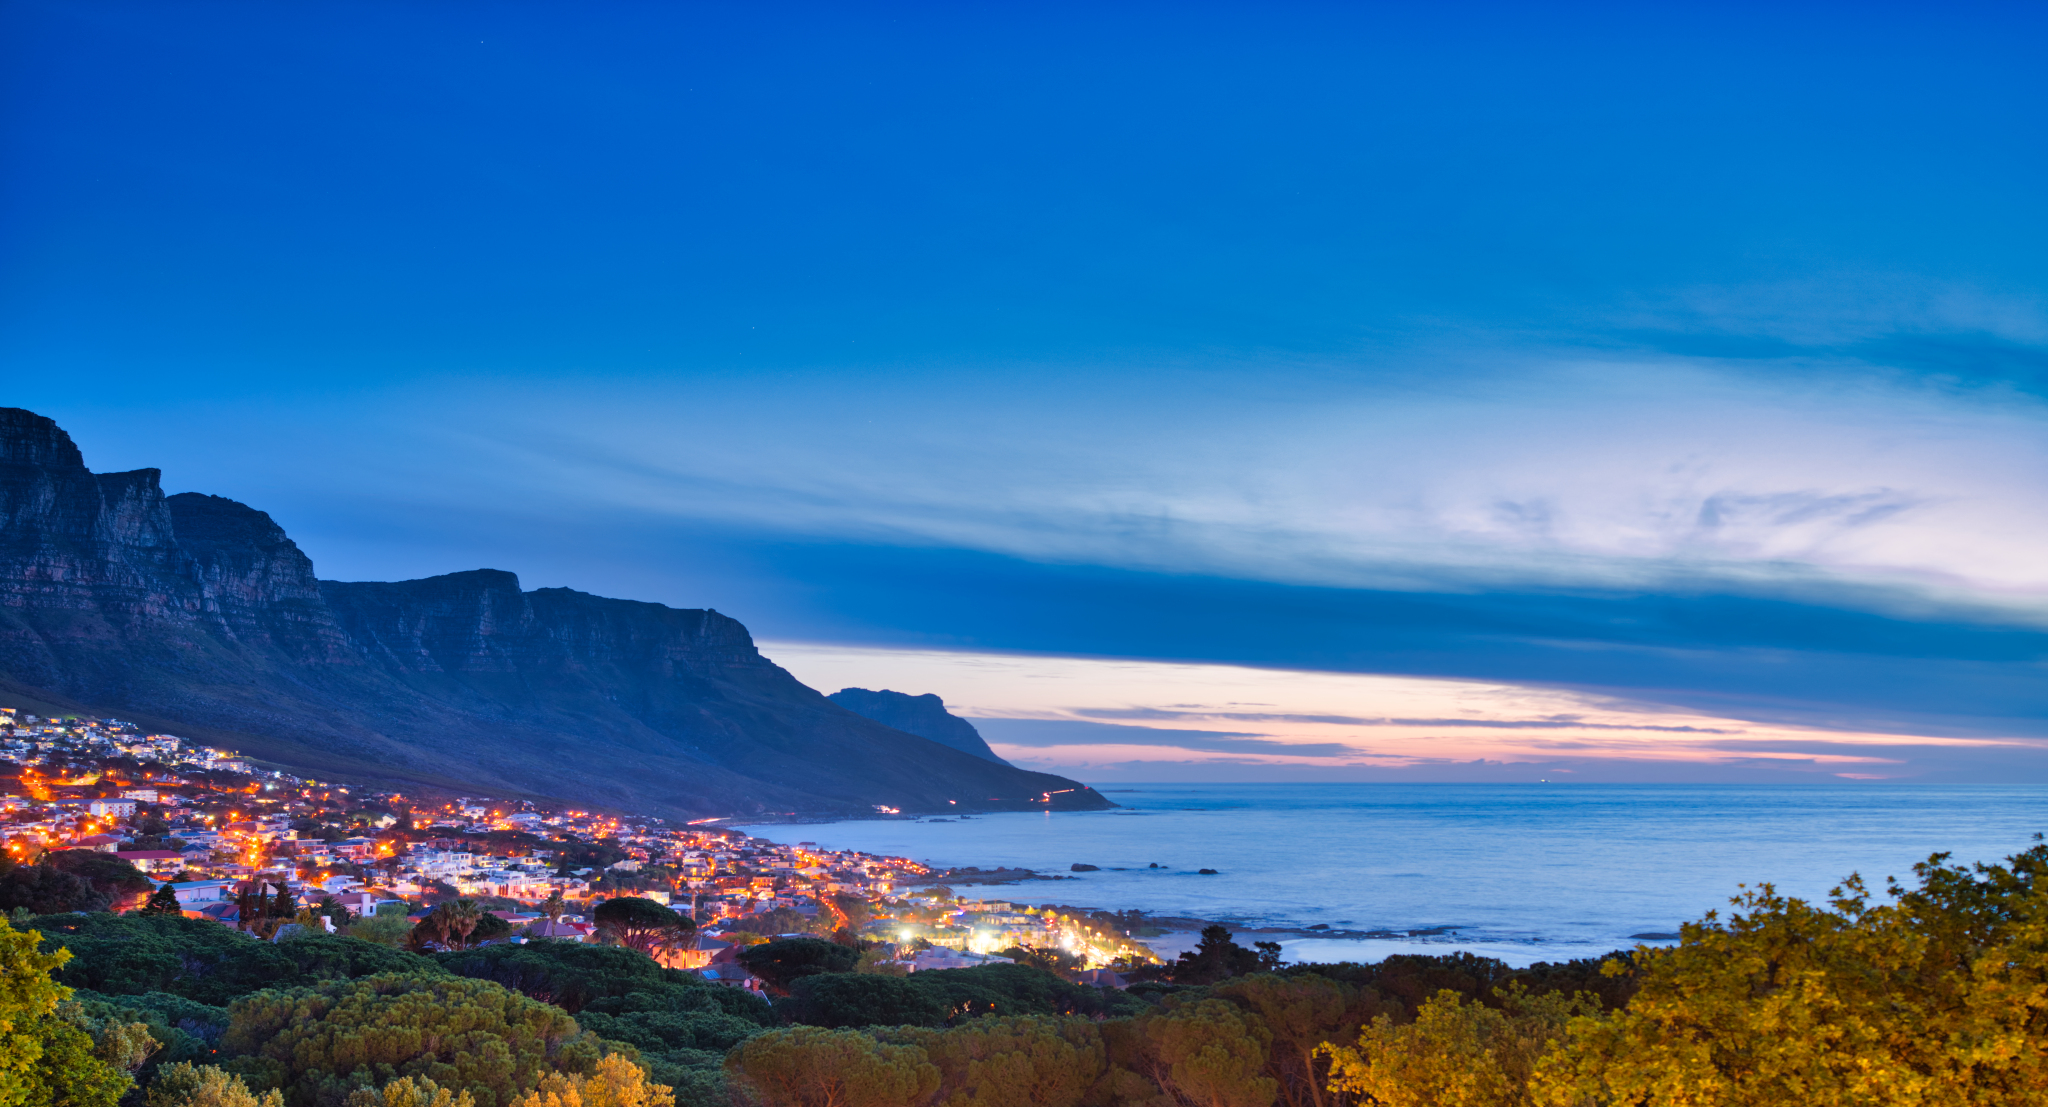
[827,688,1008,764]
[0,408,1110,819]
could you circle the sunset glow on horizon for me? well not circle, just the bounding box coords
[763,641,2035,783]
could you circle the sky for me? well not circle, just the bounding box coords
[4,1,2046,781]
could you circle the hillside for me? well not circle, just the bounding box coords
[0,408,1110,819]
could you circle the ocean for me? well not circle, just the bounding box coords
[736,783,2047,967]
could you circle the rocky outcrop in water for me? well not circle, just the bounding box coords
[0,408,1110,818]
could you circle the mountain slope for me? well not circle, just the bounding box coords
[828,688,1008,764]
[0,408,1109,818]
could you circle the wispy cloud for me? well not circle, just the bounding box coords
[1072,707,1738,733]
[393,353,2048,623]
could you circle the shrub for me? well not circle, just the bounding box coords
[147,1063,284,1107]
[506,1054,672,1107]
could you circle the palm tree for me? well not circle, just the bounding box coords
[443,897,482,949]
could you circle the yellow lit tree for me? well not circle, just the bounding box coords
[1534,842,2048,1106]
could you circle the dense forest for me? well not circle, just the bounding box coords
[3,839,2045,1107]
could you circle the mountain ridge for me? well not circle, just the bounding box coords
[828,688,1008,764]
[0,407,1109,819]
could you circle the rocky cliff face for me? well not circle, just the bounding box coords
[828,688,1008,764]
[0,408,1109,818]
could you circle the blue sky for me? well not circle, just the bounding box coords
[5,1,2046,779]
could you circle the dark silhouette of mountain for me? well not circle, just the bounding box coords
[827,688,1007,764]
[0,408,1109,819]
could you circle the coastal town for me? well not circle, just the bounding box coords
[0,707,1160,986]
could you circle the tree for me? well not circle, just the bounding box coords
[412,900,488,951]
[725,1026,939,1107]
[313,896,356,927]
[139,883,186,917]
[541,892,568,923]
[1326,987,1594,1107]
[737,939,860,996]
[1172,926,1263,985]
[1,913,79,1105]
[409,910,451,952]
[886,1015,1105,1107]
[435,941,771,1024]
[147,1063,285,1107]
[43,851,155,912]
[1212,974,1393,1107]
[507,1054,672,1107]
[998,946,1085,982]
[592,899,693,957]
[471,912,514,946]
[444,899,483,948]
[350,913,415,949]
[344,1075,476,1107]
[781,974,951,1030]
[1129,999,1278,1107]
[30,913,440,1006]
[0,855,112,914]
[220,971,608,1107]
[0,915,135,1107]
[1534,842,2048,1106]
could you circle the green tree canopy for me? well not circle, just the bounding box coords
[1172,926,1266,985]
[883,1015,1105,1107]
[29,914,442,1006]
[0,855,112,914]
[146,1062,284,1107]
[725,1026,939,1107]
[1211,974,1395,1107]
[591,900,693,957]
[220,972,611,1107]
[139,884,185,917]
[436,941,762,1020]
[1123,998,1278,1107]
[781,974,952,1030]
[46,851,156,908]
[738,939,860,996]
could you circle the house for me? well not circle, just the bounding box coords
[89,799,137,818]
[905,948,1013,972]
[326,891,405,917]
[116,850,185,873]
[120,789,159,803]
[696,960,764,991]
[656,933,732,970]
[522,920,588,942]
[1075,968,1129,989]
[193,901,240,925]
[74,833,126,852]
[156,878,236,908]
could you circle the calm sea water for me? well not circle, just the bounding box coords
[737,783,2047,966]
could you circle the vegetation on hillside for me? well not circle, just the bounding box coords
[4,842,2045,1107]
